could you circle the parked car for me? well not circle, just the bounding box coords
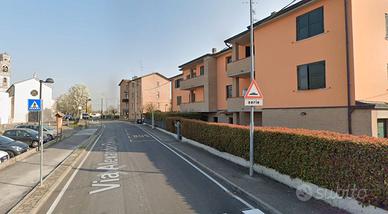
[136,118,144,124]
[3,128,49,148]
[15,124,56,140]
[82,113,90,120]
[0,150,9,163]
[0,135,29,158]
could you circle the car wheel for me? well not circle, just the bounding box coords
[48,134,54,140]
[31,141,39,148]
[6,151,15,158]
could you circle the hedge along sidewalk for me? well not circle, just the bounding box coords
[165,117,388,214]
[9,125,104,214]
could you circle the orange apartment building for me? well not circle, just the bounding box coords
[172,0,388,138]
[119,72,171,120]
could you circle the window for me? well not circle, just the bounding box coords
[157,91,160,99]
[177,96,182,105]
[385,14,388,39]
[297,7,324,41]
[157,81,160,87]
[2,78,7,87]
[124,92,128,99]
[190,91,196,103]
[245,46,251,58]
[226,85,233,98]
[200,66,205,76]
[175,78,182,88]
[378,119,387,138]
[297,61,326,90]
[226,56,232,65]
[191,68,196,78]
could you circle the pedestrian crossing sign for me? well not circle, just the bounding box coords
[28,99,42,112]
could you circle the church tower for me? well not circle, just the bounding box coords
[0,53,11,92]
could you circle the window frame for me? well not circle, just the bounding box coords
[385,13,388,40]
[226,85,233,99]
[296,7,324,41]
[175,78,182,88]
[199,66,205,76]
[297,60,326,90]
[177,96,182,105]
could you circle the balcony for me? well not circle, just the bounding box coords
[180,75,205,90]
[122,98,129,102]
[227,97,262,112]
[179,102,208,112]
[227,57,251,77]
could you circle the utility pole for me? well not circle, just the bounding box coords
[249,0,255,177]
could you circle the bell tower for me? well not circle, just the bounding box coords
[0,53,11,92]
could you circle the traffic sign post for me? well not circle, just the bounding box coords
[28,99,42,112]
[244,79,264,177]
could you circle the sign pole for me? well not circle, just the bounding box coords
[249,0,255,177]
[39,80,43,185]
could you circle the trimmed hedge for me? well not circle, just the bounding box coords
[144,112,204,122]
[166,117,388,209]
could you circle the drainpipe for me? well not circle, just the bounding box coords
[344,0,352,134]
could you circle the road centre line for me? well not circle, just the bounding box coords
[137,125,257,211]
[47,125,105,214]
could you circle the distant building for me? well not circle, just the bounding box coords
[0,53,11,124]
[119,72,171,120]
[7,77,54,123]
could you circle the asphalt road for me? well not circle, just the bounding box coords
[40,122,260,214]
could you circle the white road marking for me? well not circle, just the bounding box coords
[46,125,105,214]
[243,209,265,214]
[137,125,258,211]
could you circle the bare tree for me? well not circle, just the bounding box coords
[56,84,91,116]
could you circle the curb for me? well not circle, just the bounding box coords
[144,124,386,214]
[8,126,104,214]
[0,128,79,172]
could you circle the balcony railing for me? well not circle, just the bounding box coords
[122,98,129,102]
[180,75,205,90]
[179,102,208,112]
[227,57,251,77]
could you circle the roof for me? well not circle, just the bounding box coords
[119,72,170,86]
[169,73,183,80]
[179,47,232,70]
[6,77,52,93]
[355,101,388,110]
[225,0,316,43]
[118,79,130,86]
[131,72,170,81]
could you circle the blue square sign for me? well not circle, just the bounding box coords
[28,99,42,112]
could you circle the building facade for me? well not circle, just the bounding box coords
[119,72,171,120]
[172,0,388,137]
[7,77,54,123]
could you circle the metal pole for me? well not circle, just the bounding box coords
[39,80,44,185]
[249,0,255,177]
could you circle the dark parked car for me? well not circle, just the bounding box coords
[3,128,48,148]
[0,135,29,158]
[16,124,55,140]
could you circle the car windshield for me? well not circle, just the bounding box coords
[0,135,15,144]
[25,129,38,135]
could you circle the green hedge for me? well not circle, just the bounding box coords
[144,112,204,122]
[166,117,388,209]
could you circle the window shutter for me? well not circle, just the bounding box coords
[308,61,326,89]
[297,65,308,90]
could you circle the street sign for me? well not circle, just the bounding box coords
[244,80,264,106]
[28,99,42,112]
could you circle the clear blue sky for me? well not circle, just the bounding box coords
[0,0,294,109]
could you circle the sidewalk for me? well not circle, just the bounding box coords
[142,125,348,214]
[0,127,98,213]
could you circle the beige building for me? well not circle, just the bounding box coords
[119,72,171,120]
[172,0,388,138]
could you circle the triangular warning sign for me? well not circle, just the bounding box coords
[244,80,263,99]
[30,101,39,110]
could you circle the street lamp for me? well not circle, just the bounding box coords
[38,78,54,186]
[85,98,91,114]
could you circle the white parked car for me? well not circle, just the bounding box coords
[0,150,10,163]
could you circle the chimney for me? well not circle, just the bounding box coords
[212,48,217,54]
